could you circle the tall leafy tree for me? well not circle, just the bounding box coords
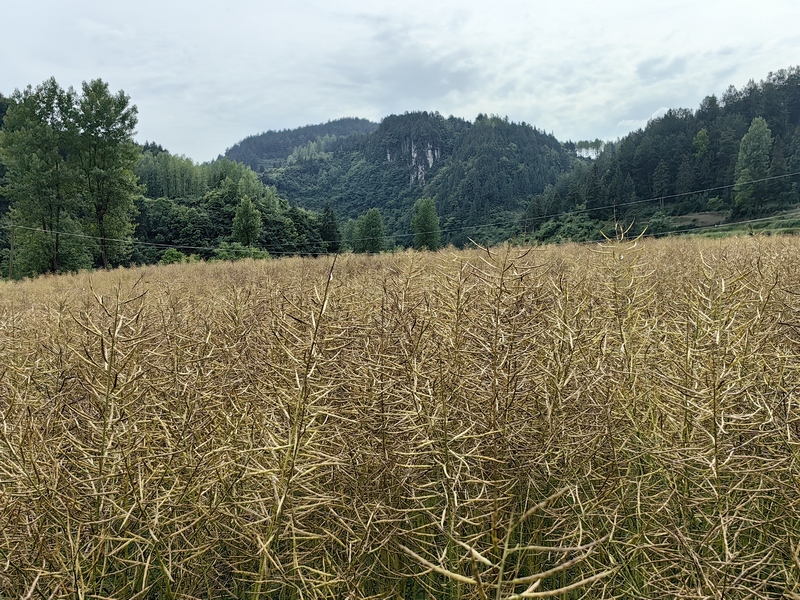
[693,128,710,157]
[411,197,441,251]
[74,79,141,268]
[0,78,141,275]
[232,195,262,246]
[733,117,772,216]
[0,78,90,276]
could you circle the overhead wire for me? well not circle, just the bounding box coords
[0,170,798,258]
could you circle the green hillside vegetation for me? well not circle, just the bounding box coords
[526,67,800,242]
[1,67,799,281]
[263,111,575,246]
[0,80,344,279]
[225,117,379,169]
[132,148,331,263]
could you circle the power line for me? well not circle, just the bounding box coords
[1,170,798,259]
[437,170,800,239]
[306,169,800,243]
[0,222,312,257]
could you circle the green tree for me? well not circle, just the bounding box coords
[341,218,358,251]
[651,160,671,200]
[646,211,670,236]
[212,241,269,261]
[411,197,441,251]
[354,208,385,253]
[286,206,326,255]
[733,168,756,216]
[566,182,581,209]
[74,79,141,268]
[585,163,604,217]
[160,247,188,265]
[0,78,141,275]
[733,117,773,216]
[675,155,695,196]
[319,204,342,253]
[0,78,91,276]
[232,194,262,246]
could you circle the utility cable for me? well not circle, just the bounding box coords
[0,171,798,257]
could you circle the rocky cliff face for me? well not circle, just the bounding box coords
[386,139,442,183]
[377,112,448,185]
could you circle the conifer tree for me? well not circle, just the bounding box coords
[319,204,342,253]
[733,117,772,216]
[232,195,262,246]
[354,208,385,253]
[411,197,441,251]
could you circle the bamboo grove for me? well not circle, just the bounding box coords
[1,234,800,597]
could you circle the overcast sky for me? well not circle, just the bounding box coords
[3,1,799,162]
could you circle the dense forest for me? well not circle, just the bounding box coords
[0,80,344,279]
[1,67,799,279]
[241,68,800,246]
[525,68,800,240]
[225,118,378,169]
[260,111,575,245]
[132,147,338,263]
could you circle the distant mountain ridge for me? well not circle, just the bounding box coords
[243,111,575,245]
[225,117,378,169]
[222,66,800,247]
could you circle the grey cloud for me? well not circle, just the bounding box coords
[321,16,490,110]
[6,0,800,161]
[342,57,481,105]
[636,56,688,83]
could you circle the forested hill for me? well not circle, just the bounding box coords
[224,117,378,169]
[525,67,800,241]
[226,68,800,247]
[4,67,798,281]
[258,112,575,246]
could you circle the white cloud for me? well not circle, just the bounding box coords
[2,0,799,161]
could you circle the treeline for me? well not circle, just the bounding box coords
[0,78,432,281]
[0,79,353,279]
[136,146,442,260]
[132,148,342,263]
[5,67,799,278]
[0,78,141,277]
[525,67,800,241]
[225,117,378,169]
[262,111,575,246]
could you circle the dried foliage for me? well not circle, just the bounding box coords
[1,235,800,598]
